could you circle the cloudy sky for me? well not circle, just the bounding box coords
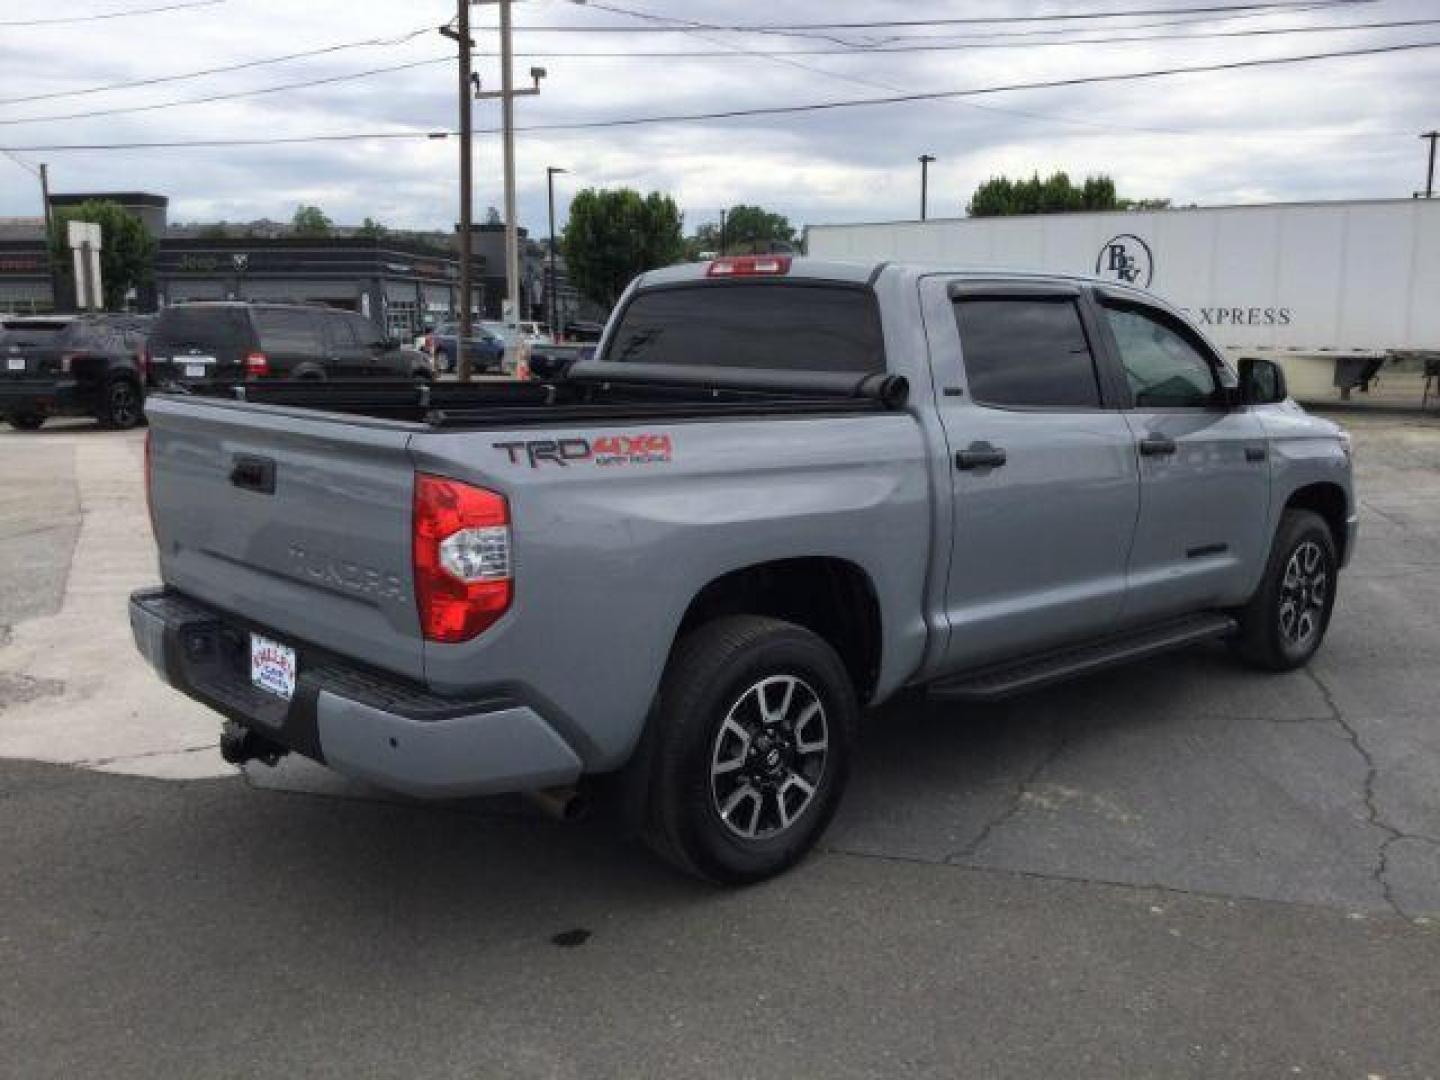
[1,0,1436,237]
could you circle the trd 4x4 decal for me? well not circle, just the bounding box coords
[493,433,673,468]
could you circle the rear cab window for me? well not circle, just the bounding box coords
[953,296,1102,409]
[602,283,884,373]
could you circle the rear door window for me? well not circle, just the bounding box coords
[953,296,1103,409]
[254,309,324,356]
[151,307,253,352]
[603,284,883,373]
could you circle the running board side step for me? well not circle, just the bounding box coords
[928,612,1238,703]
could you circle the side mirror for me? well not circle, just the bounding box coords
[1239,356,1287,406]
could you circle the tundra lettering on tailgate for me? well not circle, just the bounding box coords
[493,433,673,468]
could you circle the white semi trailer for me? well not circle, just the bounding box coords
[806,198,1440,405]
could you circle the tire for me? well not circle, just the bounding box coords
[6,412,45,431]
[643,615,857,885]
[1231,509,1338,671]
[99,377,143,430]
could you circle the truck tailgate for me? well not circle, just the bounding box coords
[146,396,424,680]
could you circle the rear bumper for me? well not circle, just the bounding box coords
[129,587,582,797]
[0,379,86,415]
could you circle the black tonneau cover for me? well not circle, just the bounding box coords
[183,366,910,428]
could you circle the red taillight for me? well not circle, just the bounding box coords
[245,351,270,378]
[138,348,149,382]
[143,430,156,540]
[413,473,512,643]
[707,255,792,278]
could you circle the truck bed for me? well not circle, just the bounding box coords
[185,363,910,428]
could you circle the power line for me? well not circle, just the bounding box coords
[1,148,42,178]
[0,1,1362,110]
[0,58,450,127]
[0,24,437,106]
[515,1,1376,32]
[561,0,1179,138]
[0,0,223,27]
[5,35,1436,152]
[504,37,1440,135]
[2,8,1423,129]
[482,17,1440,58]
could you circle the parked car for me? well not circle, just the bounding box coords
[526,342,595,381]
[425,322,506,374]
[1,313,151,430]
[147,303,432,391]
[562,320,606,343]
[481,319,552,349]
[131,257,1355,884]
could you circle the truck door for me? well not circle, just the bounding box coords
[1091,293,1270,621]
[925,279,1141,671]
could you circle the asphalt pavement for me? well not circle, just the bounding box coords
[2,409,1438,1078]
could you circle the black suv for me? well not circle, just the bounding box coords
[1,313,151,431]
[147,303,433,390]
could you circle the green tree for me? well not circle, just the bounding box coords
[561,188,685,308]
[357,216,387,239]
[47,199,156,310]
[290,204,333,236]
[966,172,1166,217]
[690,203,796,257]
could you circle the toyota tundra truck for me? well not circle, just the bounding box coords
[130,257,1356,883]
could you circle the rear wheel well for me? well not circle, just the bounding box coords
[1284,482,1349,563]
[673,558,882,703]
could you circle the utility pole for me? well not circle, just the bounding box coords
[546,166,566,339]
[1421,131,1439,199]
[440,4,475,380]
[719,208,727,255]
[474,0,544,372]
[918,154,935,221]
[38,163,60,312]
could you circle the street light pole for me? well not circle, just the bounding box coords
[546,166,566,339]
[719,208,728,256]
[918,154,935,221]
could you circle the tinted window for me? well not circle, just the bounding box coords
[1103,305,1218,408]
[151,307,253,351]
[954,297,1101,409]
[254,309,323,354]
[604,284,883,373]
[0,319,74,348]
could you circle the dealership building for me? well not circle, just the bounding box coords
[0,190,591,338]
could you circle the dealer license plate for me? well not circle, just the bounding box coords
[250,633,297,701]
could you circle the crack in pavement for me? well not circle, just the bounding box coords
[945,718,1070,864]
[1303,665,1425,920]
[77,743,218,768]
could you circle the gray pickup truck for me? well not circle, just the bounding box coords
[130,256,1356,883]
